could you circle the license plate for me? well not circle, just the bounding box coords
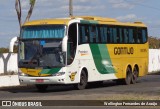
[36,79,44,83]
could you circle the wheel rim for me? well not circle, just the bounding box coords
[80,74,86,86]
[126,68,132,85]
[133,70,138,80]
[132,68,138,83]
[77,71,88,90]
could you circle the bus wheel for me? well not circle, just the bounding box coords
[35,84,48,92]
[75,70,88,90]
[124,67,132,85]
[131,67,138,84]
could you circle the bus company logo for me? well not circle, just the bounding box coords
[78,50,89,56]
[2,101,12,106]
[69,72,77,81]
[114,47,134,55]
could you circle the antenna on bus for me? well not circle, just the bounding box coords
[69,0,73,17]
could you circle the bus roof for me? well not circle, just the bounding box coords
[77,16,147,27]
[23,18,71,26]
[23,16,147,27]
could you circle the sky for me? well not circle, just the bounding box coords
[0,0,160,47]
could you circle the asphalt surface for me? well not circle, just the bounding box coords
[0,74,160,109]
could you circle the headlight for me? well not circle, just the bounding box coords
[52,72,65,76]
[18,70,28,76]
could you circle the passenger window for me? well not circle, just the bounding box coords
[129,29,133,43]
[142,29,147,43]
[100,27,105,43]
[104,27,108,43]
[133,28,137,43]
[119,28,123,43]
[137,29,143,43]
[81,26,86,43]
[124,28,129,43]
[89,25,98,43]
[79,25,90,44]
[113,28,117,43]
[109,28,113,43]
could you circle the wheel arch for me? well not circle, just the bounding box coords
[78,67,88,82]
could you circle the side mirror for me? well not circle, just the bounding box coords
[62,36,68,52]
[9,36,18,53]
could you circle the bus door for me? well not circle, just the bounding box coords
[67,23,77,65]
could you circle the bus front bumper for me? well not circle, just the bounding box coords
[19,76,66,85]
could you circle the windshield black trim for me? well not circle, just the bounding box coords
[19,38,63,41]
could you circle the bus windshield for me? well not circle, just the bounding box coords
[19,40,65,68]
[19,25,66,68]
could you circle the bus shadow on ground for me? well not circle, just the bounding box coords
[0,80,125,94]
[1,75,158,93]
[0,75,157,94]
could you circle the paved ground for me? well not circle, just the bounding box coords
[0,74,160,108]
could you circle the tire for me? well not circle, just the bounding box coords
[131,67,138,84]
[35,84,48,92]
[117,67,132,85]
[75,70,88,90]
[124,67,132,85]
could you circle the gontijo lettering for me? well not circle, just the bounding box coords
[114,47,134,55]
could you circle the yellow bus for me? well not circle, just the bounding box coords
[18,16,148,91]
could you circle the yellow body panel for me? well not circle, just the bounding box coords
[20,68,50,77]
[107,43,148,79]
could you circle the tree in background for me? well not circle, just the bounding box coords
[0,48,9,53]
[15,0,36,29]
[149,36,160,49]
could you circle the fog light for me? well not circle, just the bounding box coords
[52,72,65,76]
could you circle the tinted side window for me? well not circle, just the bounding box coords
[113,28,117,43]
[78,24,147,44]
[129,28,134,43]
[104,27,108,43]
[124,28,129,43]
[119,28,123,43]
[79,24,90,44]
[142,29,147,43]
[137,28,143,43]
[89,25,99,43]
[100,26,105,43]
[133,28,137,43]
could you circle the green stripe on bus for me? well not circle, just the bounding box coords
[40,68,61,75]
[80,20,98,24]
[89,44,115,74]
